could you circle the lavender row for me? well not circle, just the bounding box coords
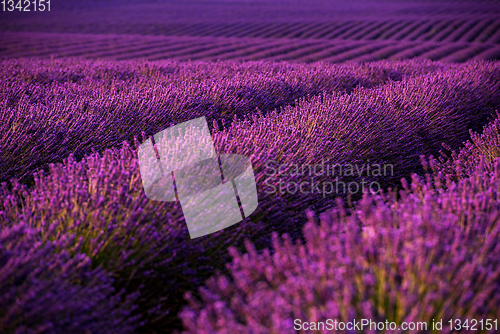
[212,60,500,224]
[433,110,500,180]
[0,58,457,186]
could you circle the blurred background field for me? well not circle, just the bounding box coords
[1,0,500,62]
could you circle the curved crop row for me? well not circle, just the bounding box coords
[434,110,500,180]
[0,58,451,186]
[213,60,500,219]
[157,19,499,44]
[4,31,499,63]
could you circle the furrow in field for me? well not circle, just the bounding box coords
[391,21,427,41]
[476,45,500,60]
[247,23,293,38]
[280,23,321,39]
[133,25,162,36]
[293,22,330,39]
[168,24,210,36]
[475,19,500,43]
[248,23,288,38]
[0,39,65,56]
[139,40,234,60]
[438,44,494,62]
[2,28,498,63]
[210,23,252,37]
[323,21,361,39]
[294,41,366,62]
[263,41,337,61]
[48,35,155,55]
[349,42,418,62]
[376,21,411,40]
[191,42,281,61]
[460,19,494,43]
[0,34,144,58]
[0,33,108,54]
[0,33,62,50]
[193,23,231,37]
[224,23,270,38]
[58,39,189,59]
[417,43,469,61]
[442,19,480,43]
[193,23,233,37]
[240,40,322,60]
[387,43,440,60]
[336,21,378,40]
[209,23,251,37]
[171,39,267,61]
[208,22,243,37]
[416,20,452,42]
[74,37,196,60]
[405,21,436,41]
[155,24,189,36]
[429,19,463,42]
[109,39,209,60]
[170,23,215,37]
[203,39,293,60]
[362,20,403,40]
[451,19,483,42]
[487,22,500,43]
[349,21,390,40]
[266,23,304,38]
[149,24,184,35]
[195,23,230,37]
[36,39,144,58]
[322,41,396,62]
[144,44,226,60]
[58,36,199,59]
[334,22,371,40]
[299,22,334,39]
[314,23,345,39]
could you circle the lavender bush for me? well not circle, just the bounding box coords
[434,111,500,180]
[178,111,500,333]
[0,141,290,332]
[180,154,500,333]
[0,223,140,333]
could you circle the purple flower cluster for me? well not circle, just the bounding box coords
[434,111,500,180]
[179,120,500,333]
[0,141,290,332]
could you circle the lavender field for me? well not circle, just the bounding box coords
[1,1,500,334]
